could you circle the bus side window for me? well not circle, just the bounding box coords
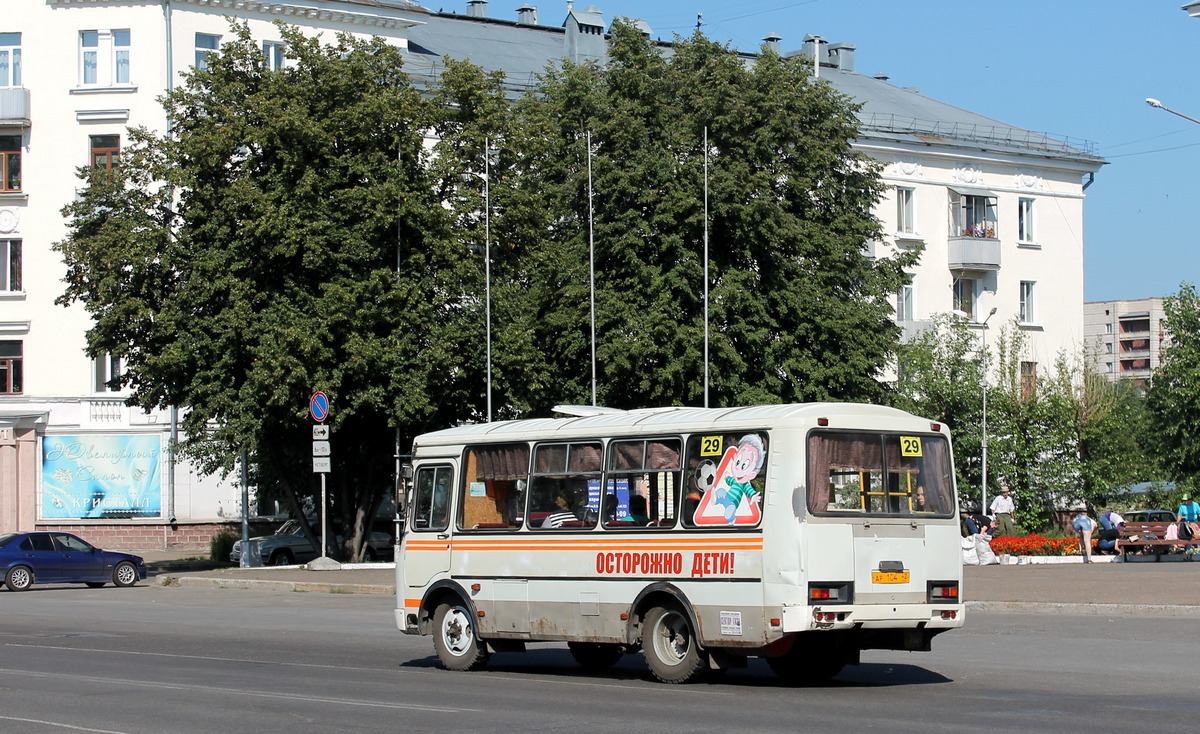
[411,465,453,532]
[461,444,530,530]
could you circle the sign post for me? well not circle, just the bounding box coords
[310,392,330,559]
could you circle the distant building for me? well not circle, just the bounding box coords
[1083,298,1168,385]
[0,0,1104,547]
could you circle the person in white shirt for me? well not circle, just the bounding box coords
[990,486,1016,536]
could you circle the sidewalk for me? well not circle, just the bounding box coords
[141,550,1200,615]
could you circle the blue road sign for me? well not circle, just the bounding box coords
[309,392,329,423]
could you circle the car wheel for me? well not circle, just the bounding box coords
[642,604,707,684]
[86,582,106,589]
[269,550,294,566]
[5,565,33,592]
[432,600,490,671]
[363,546,377,562]
[112,561,139,588]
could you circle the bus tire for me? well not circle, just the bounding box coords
[642,604,706,684]
[432,601,490,671]
[766,635,848,685]
[567,642,624,671]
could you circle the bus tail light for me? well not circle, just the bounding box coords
[931,422,942,432]
[809,582,852,604]
[940,610,958,620]
[928,581,959,602]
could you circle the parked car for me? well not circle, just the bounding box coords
[229,518,393,566]
[0,531,146,591]
[1124,509,1176,523]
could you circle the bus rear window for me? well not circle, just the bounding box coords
[807,431,953,516]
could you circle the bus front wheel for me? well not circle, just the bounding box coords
[432,601,490,672]
[568,642,624,671]
[642,605,706,684]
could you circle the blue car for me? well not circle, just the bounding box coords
[0,531,147,592]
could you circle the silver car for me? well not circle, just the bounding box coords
[229,519,393,566]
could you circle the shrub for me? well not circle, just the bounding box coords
[209,530,239,562]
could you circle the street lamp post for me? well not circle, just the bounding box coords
[465,139,493,422]
[980,306,998,515]
[1146,97,1200,126]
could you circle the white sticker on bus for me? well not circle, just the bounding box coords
[720,610,743,636]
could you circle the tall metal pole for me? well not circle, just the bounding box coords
[239,448,249,568]
[588,130,596,406]
[703,126,709,409]
[1146,98,1200,126]
[484,137,492,423]
[980,306,997,513]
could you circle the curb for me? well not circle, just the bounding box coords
[156,575,393,595]
[965,600,1200,618]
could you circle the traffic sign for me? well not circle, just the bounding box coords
[309,392,329,422]
[312,425,329,440]
[313,457,331,473]
[312,440,331,457]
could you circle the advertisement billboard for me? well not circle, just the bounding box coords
[41,434,163,519]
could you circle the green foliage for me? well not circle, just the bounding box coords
[1148,282,1200,490]
[893,314,985,504]
[209,529,239,563]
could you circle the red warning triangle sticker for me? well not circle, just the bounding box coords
[692,446,763,526]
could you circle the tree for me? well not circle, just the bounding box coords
[55,24,478,559]
[892,314,985,506]
[1148,282,1200,492]
[498,24,917,411]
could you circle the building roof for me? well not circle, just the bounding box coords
[403,4,1103,167]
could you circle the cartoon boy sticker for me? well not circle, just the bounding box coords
[715,434,764,524]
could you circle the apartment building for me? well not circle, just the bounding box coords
[1084,298,1168,385]
[0,0,1104,548]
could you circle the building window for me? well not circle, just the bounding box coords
[90,134,120,170]
[94,353,121,392]
[0,134,19,192]
[195,33,220,71]
[0,32,20,87]
[79,30,131,87]
[896,187,915,235]
[950,190,997,238]
[0,340,21,394]
[0,239,20,291]
[263,41,286,71]
[896,281,914,322]
[1105,342,1112,353]
[1020,361,1037,400]
[1018,197,1035,243]
[953,278,976,319]
[1019,281,1036,324]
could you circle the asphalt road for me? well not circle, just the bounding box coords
[2,583,1200,733]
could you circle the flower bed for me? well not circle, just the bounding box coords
[989,534,1081,557]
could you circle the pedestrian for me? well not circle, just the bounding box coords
[1176,494,1200,541]
[1098,510,1125,531]
[1072,511,1097,563]
[990,486,1016,536]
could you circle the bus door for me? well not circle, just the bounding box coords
[402,463,455,592]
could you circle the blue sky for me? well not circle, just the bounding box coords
[482,0,1200,302]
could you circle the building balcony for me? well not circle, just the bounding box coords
[0,88,31,126]
[947,236,1001,271]
[898,319,934,342]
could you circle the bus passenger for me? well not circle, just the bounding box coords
[626,494,651,525]
[542,485,583,528]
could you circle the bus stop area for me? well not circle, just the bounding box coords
[141,551,1200,614]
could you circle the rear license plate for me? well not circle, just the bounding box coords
[871,571,910,584]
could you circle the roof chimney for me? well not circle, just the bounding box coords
[873,72,890,82]
[762,32,781,54]
[802,34,825,78]
[827,42,855,71]
[517,4,537,24]
[467,0,487,18]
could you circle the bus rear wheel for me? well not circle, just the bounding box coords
[432,601,490,671]
[567,642,624,671]
[766,635,848,685]
[642,605,706,684]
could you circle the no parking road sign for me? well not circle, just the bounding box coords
[309,391,329,423]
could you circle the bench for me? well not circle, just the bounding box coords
[1118,521,1194,561]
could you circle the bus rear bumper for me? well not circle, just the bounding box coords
[782,603,965,634]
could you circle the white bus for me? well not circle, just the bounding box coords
[395,403,963,684]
